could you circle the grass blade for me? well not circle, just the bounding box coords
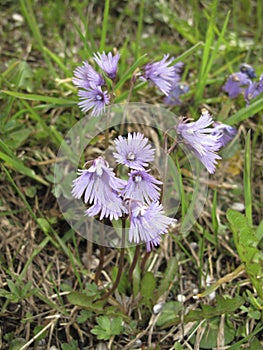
[20,0,56,76]
[0,141,49,186]
[226,94,263,125]
[99,0,110,52]
[135,0,145,59]
[244,130,252,225]
[2,90,76,106]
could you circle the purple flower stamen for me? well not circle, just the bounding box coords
[122,169,162,204]
[113,132,155,170]
[78,85,110,117]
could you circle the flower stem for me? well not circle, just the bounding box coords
[95,223,106,284]
[128,244,141,282]
[97,218,126,301]
[140,251,150,273]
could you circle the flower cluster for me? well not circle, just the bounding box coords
[222,63,263,105]
[72,133,176,251]
[73,51,120,117]
[73,51,189,117]
[175,110,236,174]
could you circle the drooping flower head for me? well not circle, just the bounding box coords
[122,169,162,204]
[140,54,176,95]
[212,122,237,147]
[128,201,176,251]
[239,63,257,79]
[222,72,251,99]
[244,73,263,105]
[93,51,120,80]
[173,62,184,81]
[164,83,189,106]
[176,110,222,174]
[77,85,110,117]
[113,132,155,170]
[72,61,105,89]
[72,156,127,220]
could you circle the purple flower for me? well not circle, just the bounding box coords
[141,54,176,95]
[122,170,162,204]
[173,62,184,80]
[239,63,257,79]
[113,132,155,170]
[164,83,189,106]
[244,74,263,104]
[128,201,176,251]
[72,61,105,89]
[72,157,127,220]
[146,236,162,252]
[222,72,251,99]
[176,111,222,174]
[77,85,110,117]
[93,51,120,80]
[213,122,237,147]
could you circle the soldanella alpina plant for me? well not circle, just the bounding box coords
[71,50,236,298]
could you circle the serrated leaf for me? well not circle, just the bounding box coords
[91,316,123,340]
[9,338,27,350]
[227,209,263,298]
[77,310,93,324]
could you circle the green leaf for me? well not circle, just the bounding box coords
[67,291,106,313]
[0,145,48,186]
[156,257,178,299]
[1,90,76,106]
[226,93,263,125]
[61,339,79,350]
[9,338,27,350]
[140,271,156,308]
[156,301,183,327]
[77,310,94,324]
[189,317,235,349]
[91,316,124,340]
[159,296,244,327]
[227,209,263,298]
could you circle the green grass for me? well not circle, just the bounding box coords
[0,0,263,349]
